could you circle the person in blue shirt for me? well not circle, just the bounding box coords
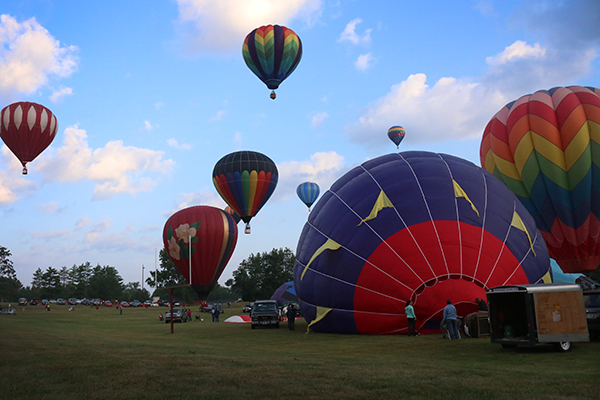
[442,299,459,340]
[405,300,416,336]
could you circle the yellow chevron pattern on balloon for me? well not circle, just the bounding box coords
[358,190,394,226]
[306,306,332,333]
[301,238,341,280]
[453,179,479,217]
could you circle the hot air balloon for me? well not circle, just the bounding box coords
[270,281,299,306]
[224,205,241,224]
[242,24,302,99]
[163,205,238,300]
[294,151,551,335]
[480,86,600,273]
[212,150,278,234]
[0,101,58,174]
[387,126,405,149]
[296,182,320,211]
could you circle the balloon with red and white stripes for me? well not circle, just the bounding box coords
[0,101,58,175]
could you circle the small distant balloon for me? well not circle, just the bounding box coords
[242,24,302,99]
[387,126,405,149]
[0,102,58,174]
[297,182,320,211]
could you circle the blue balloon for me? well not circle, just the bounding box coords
[297,182,320,210]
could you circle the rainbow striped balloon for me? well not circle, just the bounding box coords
[242,25,302,97]
[480,86,600,273]
[387,126,405,148]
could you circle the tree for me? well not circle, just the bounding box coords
[0,246,22,301]
[227,247,295,301]
[40,267,61,299]
[88,265,123,300]
[147,247,198,304]
[122,282,150,302]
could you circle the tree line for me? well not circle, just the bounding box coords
[0,245,295,303]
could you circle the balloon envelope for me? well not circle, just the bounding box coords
[163,205,238,300]
[297,182,320,210]
[224,206,241,224]
[387,126,405,148]
[480,86,600,273]
[242,24,302,97]
[0,102,58,174]
[295,151,550,335]
[212,150,278,232]
[270,281,299,306]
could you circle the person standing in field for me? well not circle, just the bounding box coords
[286,304,297,331]
[405,300,416,336]
[475,297,488,311]
[442,299,459,340]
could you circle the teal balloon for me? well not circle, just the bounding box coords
[297,182,320,210]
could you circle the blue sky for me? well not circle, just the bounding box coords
[1,0,599,288]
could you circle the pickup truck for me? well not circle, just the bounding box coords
[251,300,280,329]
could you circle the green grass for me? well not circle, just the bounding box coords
[1,302,599,400]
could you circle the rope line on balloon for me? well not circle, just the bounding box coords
[483,200,517,288]
[356,162,434,282]
[397,153,451,277]
[301,219,416,292]
[440,154,465,278]
[472,170,490,285]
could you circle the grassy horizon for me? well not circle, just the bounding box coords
[1,302,599,400]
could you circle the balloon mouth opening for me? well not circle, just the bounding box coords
[265,79,281,90]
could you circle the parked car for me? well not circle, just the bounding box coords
[68,298,78,305]
[242,303,253,313]
[165,308,189,323]
[56,298,66,305]
[583,289,600,340]
[41,299,49,305]
[250,300,280,329]
[104,300,113,307]
[120,301,130,307]
[18,298,28,306]
[157,300,169,307]
[1,308,17,315]
[30,299,39,306]
[130,300,142,307]
[80,299,90,305]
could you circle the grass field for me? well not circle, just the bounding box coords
[1,302,599,400]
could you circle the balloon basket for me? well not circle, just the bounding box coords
[244,223,251,234]
[270,91,276,100]
[22,166,28,175]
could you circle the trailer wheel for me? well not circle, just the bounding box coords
[554,342,571,352]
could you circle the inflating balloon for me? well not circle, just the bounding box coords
[0,102,58,174]
[480,86,600,273]
[212,150,278,234]
[242,24,302,99]
[163,205,238,300]
[297,182,320,211]
[387,126,405,149]
[295,151,551,335]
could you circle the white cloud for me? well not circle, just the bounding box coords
[0,145,39,204]
[486,40,545,66]
[310,112,328,128]
[75,216,90,230]
[144,121,154,131]
[31,126,175,200]
[175,0,322,53]
[0,14,78,98]
[36,201,65,214]
[49,87,73,103]
[354,53,375,71]
[211,110,226,121]
[277,151,345,200]
[474,1,496,17]
[167,138,192,150]
[165,189,225,218]
[233,131,243,147]
[338,18,371,45]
